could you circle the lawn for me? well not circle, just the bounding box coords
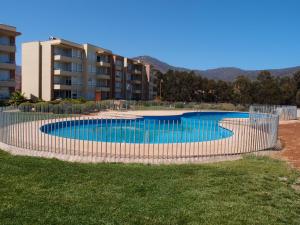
[0,150,299,225]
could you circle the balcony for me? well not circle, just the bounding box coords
[0,44,16,53]
[96,61,110,67]
[115,76,122,82]
[133,90,141,94]
[54,54,82,63]
[132,79,141,84]
[150,82,157,87]
[95,86,110,92]
[95,73,110,79]
[53,84,72,90]
[54,69,81,77]
[0,79,15,87]
[132,69,142,75]
[115,65,123,71]
[115,87,122,92]
[0,62,16,70]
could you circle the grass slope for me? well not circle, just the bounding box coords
[0,151,299,225]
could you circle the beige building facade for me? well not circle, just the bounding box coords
[22,37,157,101]
[0,24,21,100]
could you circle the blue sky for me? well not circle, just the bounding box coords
[2,0,300,70]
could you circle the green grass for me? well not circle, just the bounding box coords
[0,151,299,225]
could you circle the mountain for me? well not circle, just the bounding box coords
[134,56,189,73]
[133,56,300,81]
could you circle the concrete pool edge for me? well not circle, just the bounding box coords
[0,110,279,164]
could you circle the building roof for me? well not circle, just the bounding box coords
[0,24,21,36]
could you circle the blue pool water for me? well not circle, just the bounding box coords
[41,112,249,143]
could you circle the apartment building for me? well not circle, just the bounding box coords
[0,24,21,100]
[22,38,84,101]
[22,37,152,101]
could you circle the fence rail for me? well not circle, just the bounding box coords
[0,108,279,164]
[249,105,297,121]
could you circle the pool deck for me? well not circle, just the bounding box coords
[0,110,278,164]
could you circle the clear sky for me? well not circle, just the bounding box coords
[2,0,300,70]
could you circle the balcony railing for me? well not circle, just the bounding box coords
[0,60,15,64]
[54,52,72,57]
[132,69,142,74]
[0,79,15,87]
[0,42,15,46]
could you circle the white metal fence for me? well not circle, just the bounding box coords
[249,105,297,121]
[0,108,279,164]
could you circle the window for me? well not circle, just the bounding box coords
[97,55,109,63]
[115,82,122,88]
[54,47,72,57]
[97,67,109,75]
[88,64,96,73]
[96,80,107,87]
[88,78,95,87]
[126,73,131,81]
[0,70,10,81]
[88,53,96,62]
[116,71,122,78]
[115,92,122,99]
[72,63,83,72]
[116,60,123,66]
[54,62,71,71]
[0,87,9,99]
[87,91,95,100]
[0,36,10,46]
[0,53,10,63]
[65,77,71,85]
[72,49,82,59]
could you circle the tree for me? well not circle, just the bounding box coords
[255,71,281,104]
[293,70,300,90]
[9,91,27,106]
[279,77,297,105]
[215,80,233,103]
[233,76,253,105]
[296,90,300,107]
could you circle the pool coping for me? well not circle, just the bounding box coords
[0,110,278,164]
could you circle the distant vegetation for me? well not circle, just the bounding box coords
[158,70,300,106]
[4,70,300,111]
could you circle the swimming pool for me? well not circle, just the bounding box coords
[41,112,249,144]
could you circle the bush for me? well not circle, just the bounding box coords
[175,102,184,108]
[83,101,96,113]
[51,104,64,114]
[0,100,9,107]
[19,102,33,112]
[72,104,84,114]
[217,103,236,111]
[59,102,73,114]
[9,91,27,106]
[192,103,243,111]
[235,104,248,112]
[34,102,52,112]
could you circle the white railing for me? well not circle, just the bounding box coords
[0,108,279,164]
[249,105,297,121]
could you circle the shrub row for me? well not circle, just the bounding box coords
[18,101,111,114]
[18,100,248,114]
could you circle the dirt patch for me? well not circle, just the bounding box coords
[274,120,300,169]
